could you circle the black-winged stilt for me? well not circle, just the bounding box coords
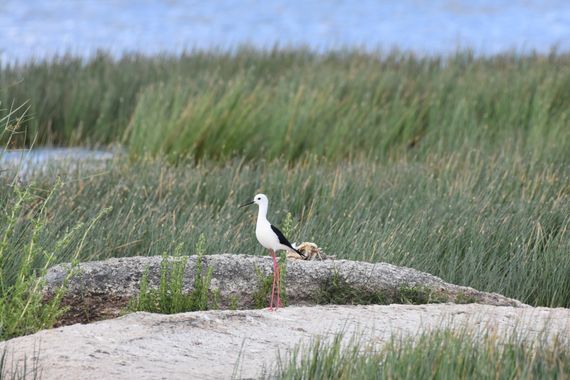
[240,193,305,310]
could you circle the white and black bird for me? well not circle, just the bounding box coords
[240,193,304,310]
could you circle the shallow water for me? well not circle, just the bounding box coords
[1,0,570,63]
[0,148,116,182]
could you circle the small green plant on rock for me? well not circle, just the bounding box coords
[252,256,288,309]
[191,234,214,311]
[318,269,387,305]
[129,234,215,313]
[229,295,239,310]
[397,285,448,304]
[454,291,478,304]
[253,266,275,309]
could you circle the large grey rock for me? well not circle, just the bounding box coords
[1,304,569,380]
[43,254,525,325]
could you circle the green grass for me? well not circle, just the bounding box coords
[317,272,451,305]
[252,266,277,309]
[317,270,388,305]
[128,235,216,314]
[1,49,570,163]
[266,329,570,380]
[0,180,108,340]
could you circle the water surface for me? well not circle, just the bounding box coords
[1,148,116,182]
[1,0,569,63]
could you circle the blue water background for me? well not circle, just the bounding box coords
[1,0,570,63]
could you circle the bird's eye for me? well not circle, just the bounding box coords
[257,197,261,200]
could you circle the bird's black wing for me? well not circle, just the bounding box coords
[270,224,305,257]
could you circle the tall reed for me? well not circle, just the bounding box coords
[1,50,569,163]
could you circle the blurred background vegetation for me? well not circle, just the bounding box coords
[2,50,569,162]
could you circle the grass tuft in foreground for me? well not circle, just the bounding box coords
[0,180,108,341]
[267,329,570,380]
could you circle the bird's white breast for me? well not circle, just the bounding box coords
[256,220,280,251]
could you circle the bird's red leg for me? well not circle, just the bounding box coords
[269,249,277,311]
[276,256,282,308]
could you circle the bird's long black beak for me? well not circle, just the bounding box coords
[239,201,254,208]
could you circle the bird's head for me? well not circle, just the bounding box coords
[239,193,268,208]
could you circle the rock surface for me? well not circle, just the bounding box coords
[43,254,525,325]
[2,304,570,380]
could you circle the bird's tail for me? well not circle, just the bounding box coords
[295,248,307,258]
[290,244,307,258]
